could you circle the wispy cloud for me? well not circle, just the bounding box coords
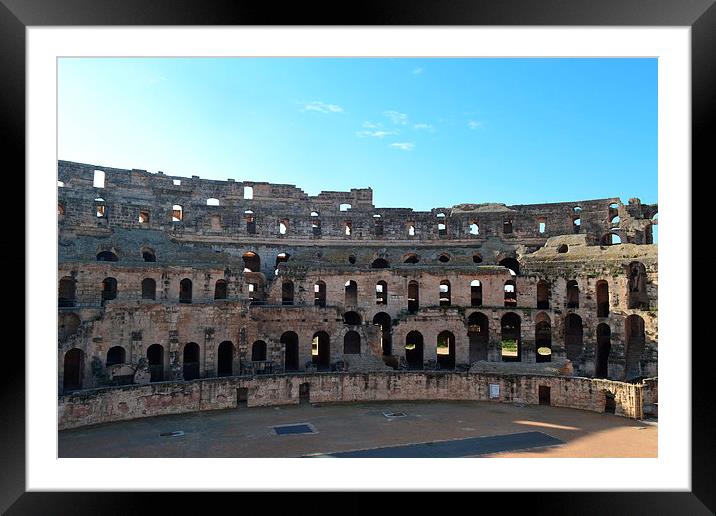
[383,110,409,125]
[356,130,397,138]
[413,123,435,132]
[390,142,415,151]
[468,120,483,130]
[302,101,345,114]
[412,67,424,75]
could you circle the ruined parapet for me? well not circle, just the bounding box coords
[470,359,574,376]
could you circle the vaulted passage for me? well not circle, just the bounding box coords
[595,323,611,378]
[343,331,361,354]
[217,341,234,377]
[405,331,424,370]
[467,312,488,363]
[566,280,579,309]
[501,312,521,362]
[312,331,330,371]
[96,250,118,262]
[343,311,362,325]
[596,280,609,317]
[564,314,584,362]
[499,257,520,275]
[371,258,389,269]
[281,332,299,372]
[179,278,192,303]
[106,346,125,366]
[63,348,84,391]
[625,315,646,379]
[183,342,200,380]
[59,277,76,308]
[535,313,552,363]
[436,331,456,370]
[408,280,419,313]
[252,340,267,362]
[147,344,164,382]
[373,312,392,356]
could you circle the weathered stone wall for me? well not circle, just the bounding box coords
[58,372,645,430]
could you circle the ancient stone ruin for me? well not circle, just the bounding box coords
[57,160,658,426]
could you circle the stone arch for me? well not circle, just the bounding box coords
[142,278,156,300]
[281,331,299,372]
[101,277,117,306]
[96,250,118,262]
[371,258,389,269]
[504,280,517,307]
[501,312,521,362]
[376,280,388,305]
[63,348,84,391]
[106,346,126,366]
[439,280,451,306]
[408,280,419,313]
[312,331,330,370]
[470,280,483,306]
[242,251,260,273]
[214,279,228,300]
[314,281,326,307]
[536,280,550,309]
[344,280,358,306]
[625,315,646,379]
[467,312,489,363]
[141,248,156,262]
[566,280,579,308]
[343,311,362,326]
[179,278,192,303]
[596,280,609,316]
[403,253,419,264]
[251,340,267,362]
[535,312,552,363]
[147,344,165,382]
[373,312,393,356]
[182,342,200,380]
[343,331,361,354]
[436,331,456,370]
[627,262,648,309]
[217,341,235,377]
[564,314,584,362]
[499,257,520,275]
[405,331,424,370]
[59,276,76,307]
[595,323,611,379]
[58,312,81,342]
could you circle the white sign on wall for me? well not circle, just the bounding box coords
[489,384,500,399]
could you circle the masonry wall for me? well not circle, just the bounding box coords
[58,372,644,430]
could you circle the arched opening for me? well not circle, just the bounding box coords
[376,281,388,305]
[596,280,609,316]
[281,332,299,372]
[604,391,616,414]
[217,341,234,377]
[470,280,483,306]
[95,199,106,218]
[312,331,331,370]
[139,210,150,224]
[566,280,579,308]
[314,281,326,307]
[245,210,256,234]
[469,222,479,236]
[344,220,353,236]
[172,204,183,222]
[179,278,192,304]
[499,257,520,275]
[535,313,552,363]
[206,198,220,206]
[373,215,384,237]
[274,252,290,275]
[625,315,646,379]
[439,280,451,307]
[279,220,288,235]
[282,280,294,305]
[438,253,450,263]
[501,313,521,361]
[408,223,416,236]
[572,216,581,234]
[467,312,489,363]
[243,186,253,199]
[403,254,419,264]
[405,331,424,370]
[106,346,125,367]
[339,203,351,212]
[408,280,419,313]
[183,342,200,380]
[311,215,321,236]
[147,344,164,382]
[564,314,584,362]
[344,280,358,306]
[93,170,105,188]
[343,331,361,354]
[601,232,622,245]
[96,250,118,262]
[101,277,117,306]
[58,312,80,342]
[343,311,362,326]
[557,244,568,254]
[371,258,389,269]
[436,331,455,369]
[627,262,648,309]
[242,251,260,273]
[59,276,76,307]
[348,255,356,265]
[251,340,267,362]
[537,218,546,234]
[63,348,84,391]
[141,278,156,300]
[504,280,517,307]
[502,218,513,234]
[142,249,156,262]
[214,279,228,300]
[472,253,483,264]
[610,215,620,227]
[595,323,611,378]
[536,280,550,309]
[373,312,393,356]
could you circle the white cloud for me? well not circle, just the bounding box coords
[356,130,397,138]
[468,120,483,130]
[303,101,344,114]
[413,123,435,132]
[362,121,382,129]
[390,142,415,151]
[412,67,424,75]
[383,110,409,125]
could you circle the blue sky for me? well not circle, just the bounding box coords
[58,58,657,209]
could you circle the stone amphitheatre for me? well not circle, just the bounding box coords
[57,160,658,435]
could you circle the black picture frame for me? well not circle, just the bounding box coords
[4,0,712,513]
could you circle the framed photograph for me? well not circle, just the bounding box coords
[6,0,711,512]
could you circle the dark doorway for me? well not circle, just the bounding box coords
[564,314,584,362]
[217,341,234,377]
[408,280,419,313]
[214,280,228,300]
[436,331,455,370]
[147,344,164,382]
[314,281,326,307]
[282,280,294,305]
[373,312,393,356]
[101,277,117,306]
[467,312,488,363]
[183,342,200,380]
[63,348,83,391]
[59,277,76,307]
[252,340,267,362]
[470,280,483,306]
[142,278,156,300]
[535,314,552,363]
[106,346,125,367]
[343,331,361,354]
[312,331,330,370]
[538,385,551,406]
[179,278,192,303]
[596,323,611,378]
[625,315,645,380]
[566,280,579,308]
[501,312,521,362]
[281,332,300,372]
[536,280,550,309]
[596,280,609,317]
[405,331,424,370]
[604,392,616,414]
[237,387,249,408]
[299,382,310,404]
